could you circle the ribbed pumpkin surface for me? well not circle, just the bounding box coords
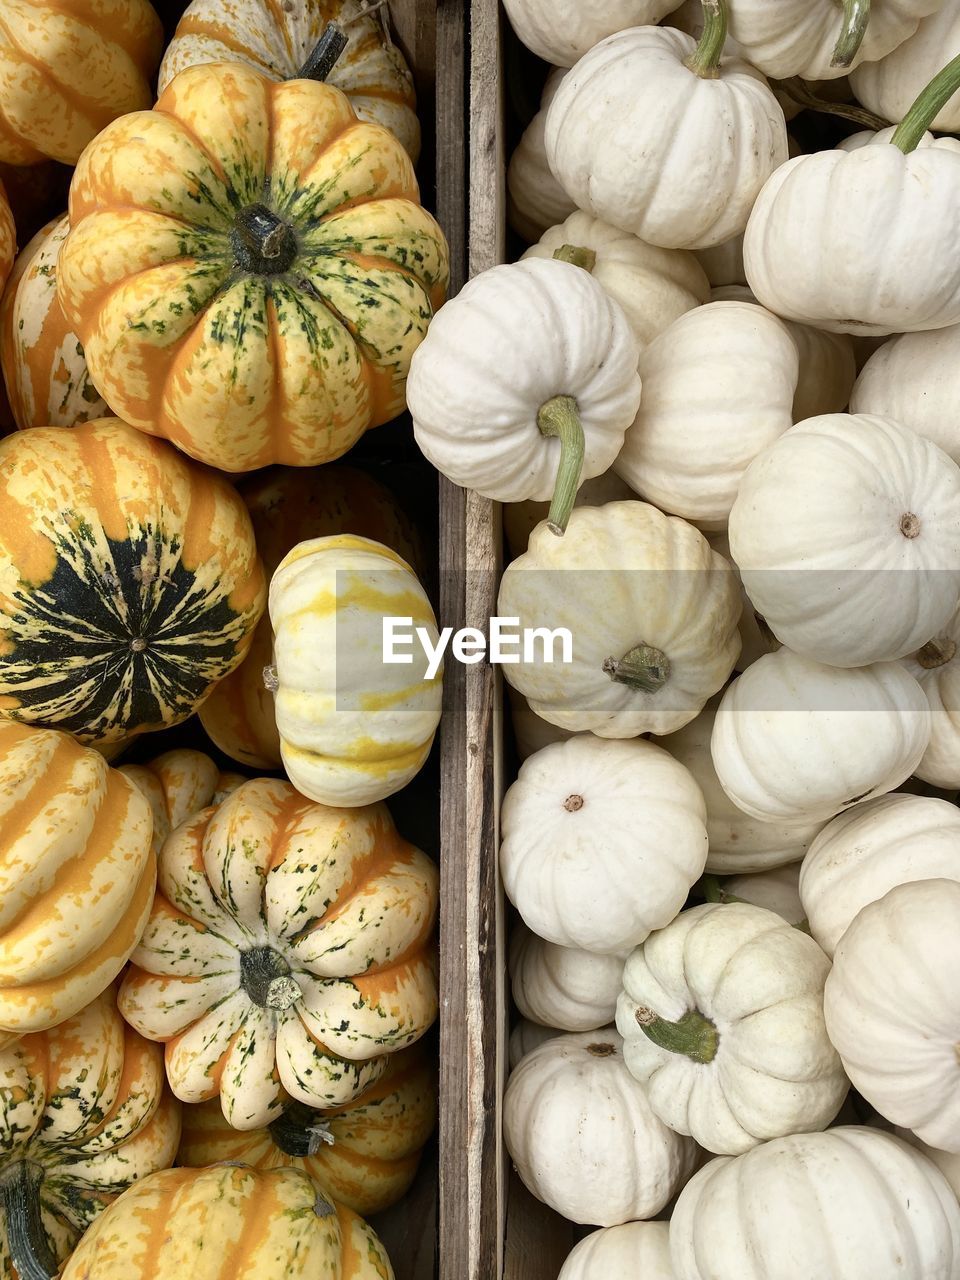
[159,0,420,161]
[120,748,245,855]
[119,778,438,1130]
[57,64,449,472]
[0,0,163,166]
[0,417,266,746]
[178,1045,435,1215]
[0,988,180,1278]
[0,213,109,430]
[200,466,423,770]
[59,1164,394,1279]
[0,721,155,1038]
[0,184,12,301]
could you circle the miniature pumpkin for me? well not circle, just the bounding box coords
[0,721,155,1040]
[509,922,626,1032]
[119,778,438,1130]
[507,69,576,244]
[120,749,245,855]
[617,902,847,1155]
[509,1020,562,1071]
[0,418,266,747]
[900,605,960,787]
[824,879,960,1151]
[0,0,163,166]
[851,2,960,132]
[720,863,805,925]
[559,1222,673,1280]
[200,466,422,771]
[0,214,109,431]
[498,502,742,737]
[178,1046,435,1217]
[503,1030,698,1226]
[0,987,180,1280]
[58,60,449,473]
[59,1164,394,1280]
[502,0,679,65]
[544,19,788,249]
[160,0,420,160]
[269,535,441,806]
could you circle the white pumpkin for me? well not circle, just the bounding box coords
[509,1019,563,1071]
[559,1222,673,1280]
[895,1129,960,1200]
[503,1030,698,1226]
[744,127,960,335]
[824,879,960,1151]
[838,124,960,152]
[901,605,960,787]
[500,735,708,954]
[522,211,709,353]
[723,862,805,924]
[851,324,960,465]
[696,234,746,287]
[408,259,641,533]
[509,923,625,1032]
[799,793,960,957]
[728,414,960,667]
[852,1,960,131]
[498,502,742,737]
[544,24,788,249]
[711,649,931,824]
[662,698,824,874]
[614,302,798,529]
[617,902,847,1155]
[507,69,577,244]
[670,1127,960,1279]
[707,530,782,672]
[502,0,679,65]
[504,471,636,560]
[724,0,943,80]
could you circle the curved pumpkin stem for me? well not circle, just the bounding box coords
[634,1006,720,1065]
[832,0,871,68]
[685,0,728,79]
[298,23,350,81]
[0,1162,59,1280]
[536,395,585,536]
[269,1103,336,1157]
[892,52,960,153]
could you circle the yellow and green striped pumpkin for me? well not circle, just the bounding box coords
[59,1165,394,1280]
[0,417,266,747]
[57,59,449,473]
[178,1045,436,1216]
[200,465,423,770]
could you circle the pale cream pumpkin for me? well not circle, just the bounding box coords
[269,535,442,807]
[498,502,742,738]
[711,649,931,824]
[509,922,626,1032]
[721,862,805,925]
[617,902,847,1154]
[706,530,782,672]
[559,1222,674,1280]
[503,1031,698,1226]
[120,749,245,856]
[503,0,679,65]
[507,69,577,244]
[900,605,960,787]
[824,879,960,1151]
[895,1128,960,1200]
[508,1019,563,1071]
[851,1,960,132]
[696,234,746,288]
[500,735,708,953]
[799,793,960,956]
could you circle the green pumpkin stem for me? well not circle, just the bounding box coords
[831,0,871,69]
[0,1162,60,1280]
[685,0,728,79]
[602,644,671,693]
[892,52,960,152]
[269,1104,336,1158]
[536,395,585,536]
[700,874,728,904]
[552,244,597,272]
[635,1006,720,1065]
[298,23,350,81]
[776,79,888,130]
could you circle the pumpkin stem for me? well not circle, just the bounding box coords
[700,874,728,904]
[634,1006,719,1065]
[685,0,728,79]
[297,23,350,81]
[602,644,671,693]
[892,52,960,152]
[0,1162,60,1280]
[552,244,597,272]
[916,635,957,669]
[263,665,280,692]
[240,946,302,1011]
[233,205,298,275]
[536,395,585,536]
[269,1104,337,1157]
[776,78,888,130]
[831,0,871,68]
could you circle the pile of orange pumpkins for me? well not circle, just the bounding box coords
[0,3,449,1278]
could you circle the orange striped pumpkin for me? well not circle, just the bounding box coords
[0,987,181,1280]
[57,61,449,473]
[200,466,423,769]
[59,1165,394,1280]
[118,778,438,1130]
[0,213,109,430]
[0,0,163,166]
[178,1046,435,1215]
[0,721,155,1041]
[0,182,13,299]
[120,748,245,855]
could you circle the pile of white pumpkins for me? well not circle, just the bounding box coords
[406,0,960,1276]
